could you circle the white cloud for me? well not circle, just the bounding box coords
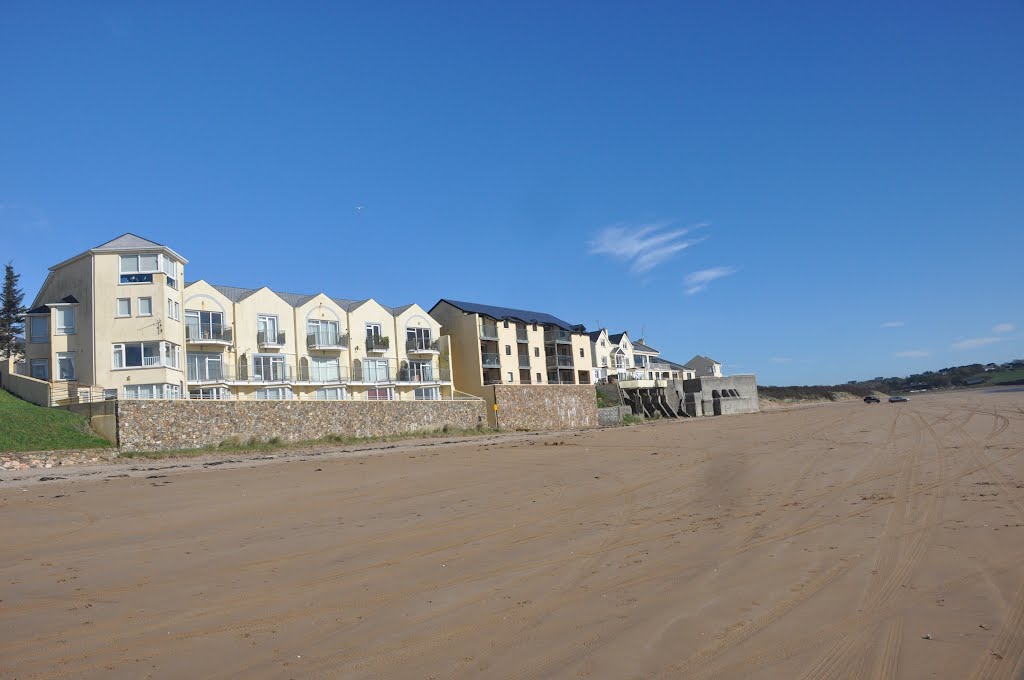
[588,221,706,274]
[895,349,929,358]
[684,266,738,295]
[770,357,792,363]
[880,321,905,328]
[993,323,1015,334]
[952,337,1005,350]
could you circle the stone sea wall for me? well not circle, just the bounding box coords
[117,399,488,452]
[491,385,598,431]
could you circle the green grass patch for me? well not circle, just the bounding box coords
[118,425,498,459]
[621,413,645,425]
[0,389,112,453]
[968,369,1024,385]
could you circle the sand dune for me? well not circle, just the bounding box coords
[2,389,1023,679]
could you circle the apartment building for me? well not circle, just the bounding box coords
[180,283,453,401]
[428,299,593,392]
[22,234,454,402]
[589,329,695,385]
[24,234,188,400]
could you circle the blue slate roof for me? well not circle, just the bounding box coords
[432,299,584,332]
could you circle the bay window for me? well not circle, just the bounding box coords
[30,316,49,343]
[55,307,75,335]
[113,341,181,369]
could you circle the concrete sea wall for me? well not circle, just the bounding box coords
[116,399,489,452]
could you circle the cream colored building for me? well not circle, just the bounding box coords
[589,329,695,386]
[22,234,454,402]
[428,299,593,394]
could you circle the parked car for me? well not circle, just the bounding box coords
[864,396,880,403]
[888,395,909,403]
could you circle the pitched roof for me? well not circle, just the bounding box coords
[608,332,626,345]
[191,282,401,314]
[664,359,695,371]
[686,355,721,371]
[588,329,606,342]
[432,299,584,332]
[632,341,660,354]
[26,295,80,314]
[93,233,168,251]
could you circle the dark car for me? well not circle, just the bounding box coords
[888,395,909,403]
[864,396,880,403]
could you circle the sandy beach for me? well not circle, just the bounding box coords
[2,388,1023,679]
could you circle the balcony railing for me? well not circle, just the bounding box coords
[188,363,352,384]
[186,323,232,344]
[397,366,452,383]
[406,337,439,353]
[544,329,573,344]
[479,323,499,340]
[142,355,162,367]
[365,335,390,352]
[546,355,575,368]
[516,329,529,343]
[481,352,501,368]
[307,332,348,350]
[518,354,531,368]
[258,330,286,347]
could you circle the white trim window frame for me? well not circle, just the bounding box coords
[119,253,160,285]
[366,386,393,401]
[56,352,76,381]
[138,297,153,317]
[55,307,76,335]
[414,387,439,400]
[253,354,287,382]
[315,386,346,400]
[256,386,292,400]
[309,356,340,382]
[30,315,49,343]
[117,298,131,317]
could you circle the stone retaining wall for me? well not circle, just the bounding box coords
[597,405,632,426]
[116,399,488,452]
[491,385,598,431]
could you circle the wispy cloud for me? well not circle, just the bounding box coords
[895,349,929,358]
[684,266,738,295]
[952,337,1005,350]
[770,357,792,363]
[880,321,905,328]
[993,323,1015,334]
[588,221,706,274]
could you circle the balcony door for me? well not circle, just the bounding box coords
[258,315,278,340]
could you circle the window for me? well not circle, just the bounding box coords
[138,297,152,316]
[315,387,345,400]
[253,355,287,381]
[117,298,131,317]
[503,320,509,328]
[113,341,179,369]
[186,309,224,340]
[190,387,229,400]
[600,339,606,347]
[308,356,341,382]
[579,347,584,358]
[167,299,180,321]
[361,358,390,382]
[534,347,539,357]
[30,358,49,380]
[123,383,181,400]
[119,253,160,284]
[307,319,341,347]
[507,371,514,383]
[532,323,537,331]
[414,387,439,400]
[366,387,393,401]
[406,327,432,351]
[162,257,178,289]
[30,316,49,343]
[56,352,76,380]
[187,353,223,381]
[258,315,281,344]
[505,344,511,355]
[55,307,75,335]
[256,387,292,400]
[536,372,542,383]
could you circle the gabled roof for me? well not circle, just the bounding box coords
[432,299,583,332]
[608,332,627,345]
[664,360,695,371]
[50,232,188,270]
[686,355,721,371]
[588,329,607,342]
[189,282,404,314]
[393,303,416,315]
[26,295,80,315]
[632,341,660,355]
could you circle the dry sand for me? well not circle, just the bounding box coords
[2,389,1023,679]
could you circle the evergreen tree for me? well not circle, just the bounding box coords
[0,261,26,359]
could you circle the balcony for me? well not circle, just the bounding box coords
[188,363,352,384]
[365,335,390,354]
[307,332,348,351]
[406,337,439,354]
[544,329,573,344]
[516,328,529,343]
[479,323,499,341]
[258,330,286,348]
[546,355,575,369]
[481,352,501,368]
[397,365,452,383]
[186,323,232,346]
[518,354,531,369]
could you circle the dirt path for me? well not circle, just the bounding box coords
[2,390,1023,679]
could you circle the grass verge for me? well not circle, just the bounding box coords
[0,388,112,453]
[118,426,499,459]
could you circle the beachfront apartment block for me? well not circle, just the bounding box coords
[589,329,695,385]
[21,234,454,402]
[428,299,594,391]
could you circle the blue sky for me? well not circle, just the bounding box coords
[2,2,1022,385]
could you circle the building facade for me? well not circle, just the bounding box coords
[22,234,454,402]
